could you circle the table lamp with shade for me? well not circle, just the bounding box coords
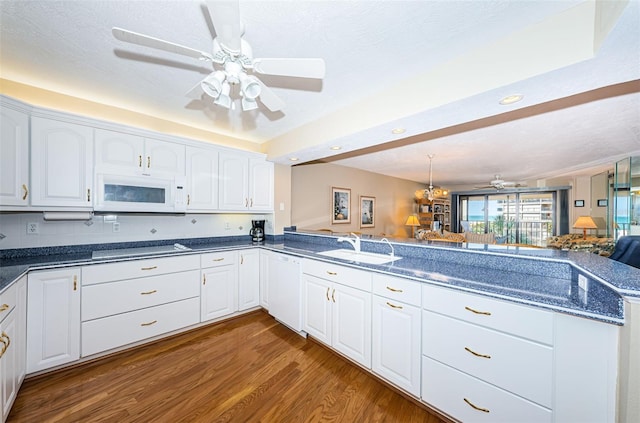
[573,216,598,240]
[405,215,420,238]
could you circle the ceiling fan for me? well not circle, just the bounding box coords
[112,0,325,112]
[475,175,526,191]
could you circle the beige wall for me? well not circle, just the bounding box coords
[272,164,292,234]
[291,163,424,238]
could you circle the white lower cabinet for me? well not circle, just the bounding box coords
[1,276,26,423]
[201,251,238,322]
[302,259,371,368]
[26,268,81,373]
[238,249,260,311]
[259,250,270,309]
[420,283,618,423]
[371,274,421,397]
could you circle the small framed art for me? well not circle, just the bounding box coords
[360,196,375,228]
[597,199,608,207]
[574,200,585,207]
[332,187,351,224]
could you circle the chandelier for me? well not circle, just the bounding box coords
[414,154,448,201]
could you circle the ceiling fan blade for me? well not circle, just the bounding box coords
[206,0,242,54]
[185,78,205,100]
[253,58,326,79]
[113,27,213,61]
[255,79,285,112]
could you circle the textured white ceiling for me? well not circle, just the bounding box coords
[1,0,639,188]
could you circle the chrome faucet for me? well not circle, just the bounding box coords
[380,238,395,257]
[337,232,361,253]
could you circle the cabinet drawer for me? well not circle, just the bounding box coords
[0,282,17,323]
[422,284,553,345]
[83,254,200,285]
[422,310,553,408]
[82,270,200,321]
[372,273,421,307]
[81,297,200,357]
[302,259,372,291]
[422,356,552,423]
[201,250,237,268]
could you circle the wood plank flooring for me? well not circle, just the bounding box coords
[9,310,448,422]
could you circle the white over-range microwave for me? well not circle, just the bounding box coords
[95,174,186,213]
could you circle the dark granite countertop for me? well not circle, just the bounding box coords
[1,232,636,325]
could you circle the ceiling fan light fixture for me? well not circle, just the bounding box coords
[239,73,261,100]
[201,71,226,98]
[213,81,232,109]
[241,96,258,111]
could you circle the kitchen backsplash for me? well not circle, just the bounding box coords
[0,212,273,250]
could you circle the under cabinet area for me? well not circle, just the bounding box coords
[81,255,200,357]
[26,268,81,373]
[302,259,372,368]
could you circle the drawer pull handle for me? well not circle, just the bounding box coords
[332,289,336,303]
[386,301,403,309]
[141,266,158,271]
[386,286,403,293]
[464,346,491,359]
[212,258,225,262]
[141,320,157,327]
[1,332,9,352]
[465,306,491,316]
[22,184,29,200]
[141,290,157,295]
[147,156,151,168]
[87,188,91,202]
[139,155,142,167]
[464,398,490,413]
[326,287,330,301]
[0,304,9,313]
[73,275,77,291]
[326,271,337,276]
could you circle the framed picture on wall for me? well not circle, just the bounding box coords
[597,199,608,207]
[360,196,375,228]
[574,200,585,207]
[332,187,351,224]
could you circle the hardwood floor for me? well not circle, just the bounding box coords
[9,310,447,422]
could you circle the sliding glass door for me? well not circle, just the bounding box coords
[459,191,555,246]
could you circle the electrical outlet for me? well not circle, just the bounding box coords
[26,222,39,235]
[112,222,120,233]
[224,222,231,230]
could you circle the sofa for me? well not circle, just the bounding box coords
[415,229,496,244]
[545,234,615,256]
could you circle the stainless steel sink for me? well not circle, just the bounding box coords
[316,249,402,265]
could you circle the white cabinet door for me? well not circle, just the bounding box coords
[0,106,29,207]
[144,138,185,176]
[238,249,260,311]
[186,146,218,211]
[201,265,238,322]
[219,152,249,210]
[26,268,81,373]
[0,304,18,421]
[94,128,144,174]
[259,250,270,308]
[15,276,27,387]
[302,274,332,345]
[268,253,302,332]
[248,158,273,211]
[30,117,93,207]
[372,295,421,396]
[332,283,371,368]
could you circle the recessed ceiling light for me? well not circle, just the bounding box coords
[330,146,341,150]
[391,127,406,134]
[289,157,299,161]
[499,94,524,105]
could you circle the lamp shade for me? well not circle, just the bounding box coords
[405,215,420,226]
[573,216,597,240]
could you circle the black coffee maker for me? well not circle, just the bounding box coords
[250,220,265,243]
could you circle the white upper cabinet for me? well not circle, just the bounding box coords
[186,146,218,211]
[95,129,185,177]
[30,117,94,208]
[219,152,273,211]
[0,106,29,207]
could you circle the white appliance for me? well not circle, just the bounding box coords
[95,173,186,212]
